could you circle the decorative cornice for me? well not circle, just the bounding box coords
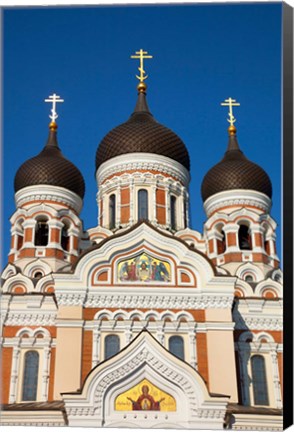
[233,314,283,331]
[84,293,234,310]
[203,190,271,217]
[15,185,83,213]
[96,153,190,187]
[4,312,56,326]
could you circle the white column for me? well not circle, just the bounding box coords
[165,185,171,228]
[188,329,197,369]
[92,328,101,368]
[41,346,51,401]
[185,191,190,228]
[238,345,251,405]
[116,185,121,228]
[179,188,185,230]
[151,183,157,224]
[9,346,20,403]
[129,179,135,224]
[270,349,283,408]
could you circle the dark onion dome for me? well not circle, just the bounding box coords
[14,122,85,199]
[95,89,190,171]
[201,125,272,202]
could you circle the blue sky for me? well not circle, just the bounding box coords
[3,3,282,263]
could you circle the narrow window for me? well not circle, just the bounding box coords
[17,233,24,250]
[109,194,116,229]
[238,224,252,250]
[170,195,177,230]
[61,223,70,251]
[22,351,39,401]
[169,335,185,360]
[217,228,226,254]
[104,335,120,360]
[35,220,49,246]
[251,355,269,406]
[138,189,148,221]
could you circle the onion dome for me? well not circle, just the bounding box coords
[201,125,272,202]
[95,86,190,171]
[14,122,85,199]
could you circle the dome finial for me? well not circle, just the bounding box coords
[221,97,240,135]
[131,49,153,93]
[44,93,64,130]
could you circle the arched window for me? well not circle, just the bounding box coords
[109,194,116,229]
[35,219,49,246]
[138,189,148,221]
[169,335,185,360]
[104,335,120,360]
[22,351,39,401]
[170,195,177,230]
[61,221,70,251]
[245,274,254,282]
[238,224,252,250]
[251,355,269,406]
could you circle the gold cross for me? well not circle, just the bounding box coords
[131,49,153,82]
[221,97,240,126]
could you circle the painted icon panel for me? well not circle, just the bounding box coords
[118,253,171,283]
[115,378,176,411]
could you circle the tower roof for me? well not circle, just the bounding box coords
[14,123,85,199]
[95,90,190,171]
[201,126,272,202]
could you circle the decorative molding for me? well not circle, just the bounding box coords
[84,293,234,310]
[234,315,282,331]
[5,312,56,326]
[15,185,83,213]
[96,153,190,187]
[203,190,271,217]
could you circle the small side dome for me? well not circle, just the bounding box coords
[14,124,85,199]
[95,91,190,171]
[201,127,272,202]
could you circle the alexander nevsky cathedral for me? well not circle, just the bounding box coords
[1,50,283,430]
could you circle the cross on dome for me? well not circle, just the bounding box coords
[131,49,153,93]
[221,97,240,127]
[44,93,64,127]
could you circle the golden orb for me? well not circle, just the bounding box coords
[49,121,58,131]
[137,82,147,93]
[228,125,237,136]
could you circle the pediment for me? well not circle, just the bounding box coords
[62,330,228,428]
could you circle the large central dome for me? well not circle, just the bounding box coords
[95,91,190,171]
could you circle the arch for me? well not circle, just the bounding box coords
[235,262,264,283]
[251,355,269,406]
[104,335,120,360]
[23,259,52,279]
[22,351,39,401]
[138,189,148,221]
[2,273,34,294]
[255,279,282,298]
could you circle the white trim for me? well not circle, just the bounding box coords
[203,189,272,217]
[96,153,190,187]
[15,185,83,213]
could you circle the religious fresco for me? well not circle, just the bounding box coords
[115,379,176,411]
[118,253,171,283]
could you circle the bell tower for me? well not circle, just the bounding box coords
[201,98,279,274]
[9,94,85,273]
